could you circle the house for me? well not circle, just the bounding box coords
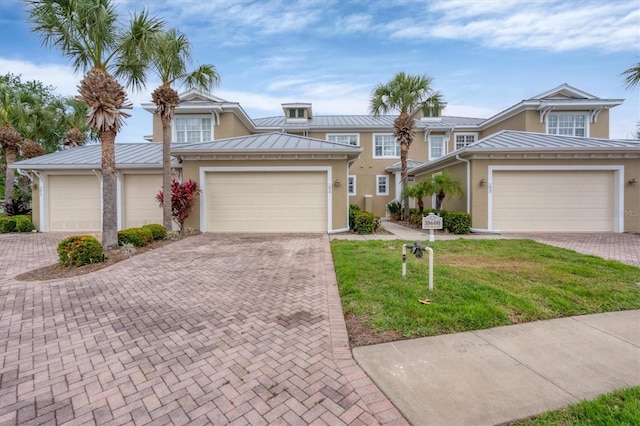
[11,84,640,233]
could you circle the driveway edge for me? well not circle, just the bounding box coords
[322,235,409,425]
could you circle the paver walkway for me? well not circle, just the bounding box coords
[0,233,407,425]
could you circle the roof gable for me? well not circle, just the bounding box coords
[179,88,228,103]
[531,84,597,100]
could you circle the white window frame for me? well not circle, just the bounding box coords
[173,115,213,143]
[546,112,589,137]
[454,133,477,150]
[373,134,400,159]
[348,175,356,196]
[376,175,389,196]
[429,135,446,160]
[326,133,360,146]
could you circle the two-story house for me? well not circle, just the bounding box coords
[12,84,640,234]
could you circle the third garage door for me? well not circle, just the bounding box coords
[491,170,614,232]
[205,171,327,232]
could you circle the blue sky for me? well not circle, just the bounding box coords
[1,0,638,140]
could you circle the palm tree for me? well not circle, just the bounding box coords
[622,61,640,88]
[370,72,444,219]
[27,0,163,249]
[51,98,95,148]
[149,28,219,230]
[426,171,463,214]
[401,180,430,214]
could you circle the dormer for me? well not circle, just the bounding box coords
[416,102,448,122]
[282,103,312,122]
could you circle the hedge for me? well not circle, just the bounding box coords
[117,227,154,247]
[142,224,166,240]
[0,215,35,233]
[57,235,104,267]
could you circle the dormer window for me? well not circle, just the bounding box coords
[282,103,312,122]
[423,106,441,118]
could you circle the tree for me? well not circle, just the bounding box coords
[27,0,163,249]
[49,98,95,148]
[156,178,201,232]
[622,61,640,88]
[425,171,463,214]
[401,180,430,214]
[149,28,219,231]
[370,72,444,219]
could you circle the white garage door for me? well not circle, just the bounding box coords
[124,174,162,228]
[48,175,101,231]
[492,170,614,232]
[205,171,327,232]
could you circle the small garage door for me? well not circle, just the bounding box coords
[492,170,614,232]
[124,174,162,228]
[48,175,101,231]
[205,171,327,232]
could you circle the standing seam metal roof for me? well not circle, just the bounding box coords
[468,131,640,150]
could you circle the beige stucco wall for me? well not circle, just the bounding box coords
[470,158,640,232]
[150,112,252,142]
[414,161,468,213]
[180,158,351,232]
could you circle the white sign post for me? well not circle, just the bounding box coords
[422,213,443,242]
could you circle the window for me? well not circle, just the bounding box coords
[297,108,305,118]
[455,133,476,150]
[374,134,400,158]
[547,113,587,137]
[376,175,389,196]
[348,175,356,196]
[327,133,359,146]
[289,109,296,118]
[429,135,446,160]
[423,106,441,118]
[175,117,212,143]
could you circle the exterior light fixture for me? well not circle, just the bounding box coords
[630,178,638,184]
[480,178,487,185]
[334,179,341,187]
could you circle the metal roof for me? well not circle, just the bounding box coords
[253,115,397,129]
[11,143,181,170]
[171,132,363,154]
[385,159,425,172]
[422,116,486,128]
[468,130,640,150]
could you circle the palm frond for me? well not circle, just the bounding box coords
[622,62,640,88]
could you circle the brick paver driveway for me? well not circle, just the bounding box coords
[0,233,406,425]
[508,232,640,267]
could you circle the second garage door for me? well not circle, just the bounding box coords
[491,170,614,232]
[123,174,163,228]
[205,171,327,232]
[48,175,101,231]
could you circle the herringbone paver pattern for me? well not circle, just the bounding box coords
[0,233,407,425]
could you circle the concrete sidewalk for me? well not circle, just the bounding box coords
[353,310,640,426]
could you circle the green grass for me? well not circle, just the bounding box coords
[512,387,640,425]
[331,239,640,338]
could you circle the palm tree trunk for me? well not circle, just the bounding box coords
[161,115,172,231]
[400,142,409,219]
[100,129,118,249]
[4,147,16,213]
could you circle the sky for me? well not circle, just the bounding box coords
[0,0,639,141]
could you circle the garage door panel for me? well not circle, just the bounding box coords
[124,174,163,228]
[205,171,327,232]
[49,175,101,231]
[492,170,614,232]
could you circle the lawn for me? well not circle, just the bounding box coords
[511,386,640,425]
[331,239,640,345]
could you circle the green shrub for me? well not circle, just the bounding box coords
[14,215,35,232]
[117,227,154,247]
[444,211,471,234]
[0,217,16,233]
[386,200,402,220]
[142,224,166,240]
[349,204,361,230]
[353,211,379,234]
[57,235,104,267]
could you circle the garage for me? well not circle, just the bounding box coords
[123,174,163,228]
[48,174,101,231]
[204,170,328,232]
[491,169,615,232]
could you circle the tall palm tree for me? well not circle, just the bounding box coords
[426,171,463,214]
[370,72,444,219]
[149,28,219,230]
[27,0,163,248]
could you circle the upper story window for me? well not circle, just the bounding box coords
[429,135,446,160]
[175,116,212,143]
[348,175,356,196]
[327,133,359,146]
[547,113,587,137]
[455,133,477,150]
[374,134,400,158]
[376,175,389,196]
[288,108,306,119]
[423,106,441,118]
